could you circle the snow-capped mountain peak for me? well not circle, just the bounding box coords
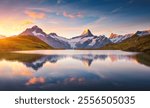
[31,25,39,29]
[69,29,111,48]
[20,26,71,48]
[48,33,69,42]
[20,26,111,49]
[49,33,58,36]
[19,26,150,49]
[20,25,47,37]
[31,26,47,36]
[109,33,120,38]
[109,33,133,43]
[135,30,150,36]
[81,29,93,36]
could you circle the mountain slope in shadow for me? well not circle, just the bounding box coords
[100,35,150,54]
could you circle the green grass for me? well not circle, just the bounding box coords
[0,35,53,51]
[100,35,150,53]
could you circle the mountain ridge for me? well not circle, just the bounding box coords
[109,33,134,43]
[19,25,150,51]
[101,34,150,53]
[1,25,150,52]
[19,26,112,49]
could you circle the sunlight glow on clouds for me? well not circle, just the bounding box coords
[25,10,46,19]
[0,0,150,37]
[63,11,84,19]
[0,19,34,36]
[26,77,45,85]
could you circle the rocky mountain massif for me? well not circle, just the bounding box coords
[0,25,150,53]
[20,26,150,51]
[20,26,112,49]
[101,33,150,53]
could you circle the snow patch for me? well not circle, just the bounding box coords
[110,34,133,43]
[49,34,69,42]
[136,30,150,37]
[32,30,45,37]
[89,38,97,46]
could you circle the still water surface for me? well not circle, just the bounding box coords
[0,50,150,91]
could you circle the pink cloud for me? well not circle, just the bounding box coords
[63,11,83,19]
[26,77,45,85]
[25,10,46,19]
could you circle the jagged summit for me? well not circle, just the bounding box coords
[31,25,39,29]
[49,33,58,36]
[109,33,119,38]
[109,33,134,43]
[135,30,150,36]
[81,29,93,36]
[20,25,47,36]
[30,25,44,32]
[18,25,150,49]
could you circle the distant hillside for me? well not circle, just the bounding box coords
[0,35,53,51]
[100,35,150,53]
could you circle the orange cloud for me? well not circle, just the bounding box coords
[26,77,45,85]
[63,11,83,19]
[25,10,46,19]
[13,71,33,77]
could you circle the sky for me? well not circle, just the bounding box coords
[0,0,150,38]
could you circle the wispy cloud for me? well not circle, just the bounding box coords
[112,7,122,13]
[25,10,46,19]
[86,16,107,27]
[63,11,84,19]
[27,7,52,13]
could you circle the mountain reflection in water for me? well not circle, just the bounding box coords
[0,50,150,91]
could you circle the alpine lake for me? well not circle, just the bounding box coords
[0,50,150,91]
